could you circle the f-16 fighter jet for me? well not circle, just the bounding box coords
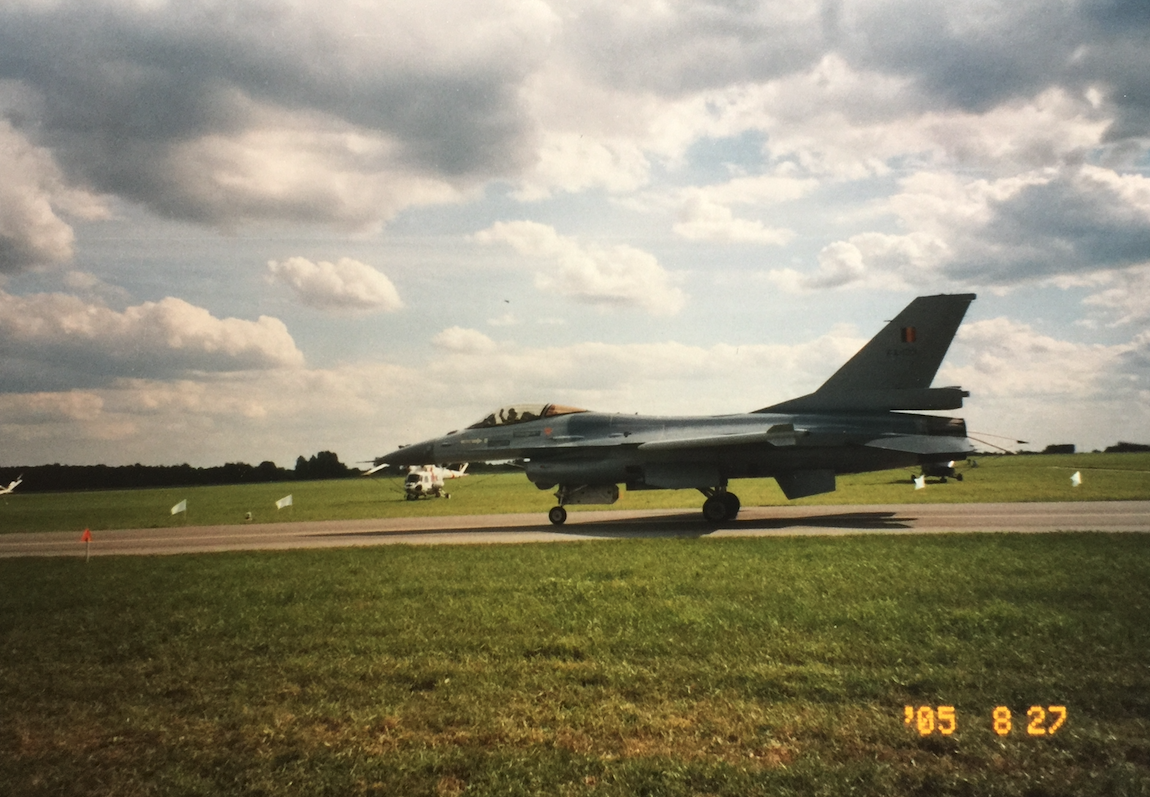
[377,294,976,525]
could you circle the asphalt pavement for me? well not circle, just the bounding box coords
[2,501,1148,558]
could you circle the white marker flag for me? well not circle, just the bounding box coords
[913,475,925,490]
[171,499,187,515]
[1070,471,1082,487]
[276,494,293,509]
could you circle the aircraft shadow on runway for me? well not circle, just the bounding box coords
[556,510,912,539]
[308,510,913,542]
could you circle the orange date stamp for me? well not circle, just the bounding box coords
[904,705,1067,736]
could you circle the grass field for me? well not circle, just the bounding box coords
[2,533,1149,796]
[2,452,1149,534]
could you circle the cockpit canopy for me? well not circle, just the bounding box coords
[468,403,588,429]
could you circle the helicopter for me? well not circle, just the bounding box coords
[401,463,468,499]
[365,460,469,500]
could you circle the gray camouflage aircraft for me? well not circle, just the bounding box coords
[376,294,977,525]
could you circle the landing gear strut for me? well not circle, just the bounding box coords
[700,488,740,523]
[548,484,619,525]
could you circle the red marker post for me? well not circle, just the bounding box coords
[81,528,91,562]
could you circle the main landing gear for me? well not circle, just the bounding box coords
[701,488,740,523]
[545,486,741,526]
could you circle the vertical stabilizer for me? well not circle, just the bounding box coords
[819,293,975,393]
[758,294,975,413]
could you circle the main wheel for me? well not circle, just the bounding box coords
[721,492,741,520]
[548,506,568,526]
[702,496,727,523]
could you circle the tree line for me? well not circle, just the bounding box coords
[0,451,358,493]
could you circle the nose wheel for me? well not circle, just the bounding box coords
[548,506,568,525]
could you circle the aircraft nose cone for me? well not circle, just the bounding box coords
[382,440,435,466]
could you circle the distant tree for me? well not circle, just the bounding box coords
[220,462,256,482]
[1105,442,1150,453]
[1042,444,1076,454]
[256,461,283,481]
[294,451,356,480]
[2,452,357,492]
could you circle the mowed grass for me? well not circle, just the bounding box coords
[2,453,1149,534]
[2,534,1149,796]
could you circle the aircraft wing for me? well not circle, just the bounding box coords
[864,434,974,455]
[637,424,798,451]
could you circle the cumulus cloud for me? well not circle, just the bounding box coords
[770,164,1150,293]
[769,241,871,293]
[0,390,105,424]
[409,322,868,422]
[512,131,651,201]
[940,315,1150,448]
[61,270,134,307]
[3,309,1147,466]
[432,327,498,354]
[0,289,303,390]
[674,196,791,244]
[474,220,686,315]
[558,0,1144,157]
[0,121,109,274]
[565,0,827,96]
[154,117,468,230]
[0,364,425,466]
[1082,264,1150,326]
[0,0,553,228]
[5,0,1150,466]
[910,165,1150,285]
[727,74,1103,183]
[945,317,1134,399]
[671,176,812,245]
[839,0,1150,145]
[0,318,861,463]
[1,0,1147,234]
[267,257,403,314]
[768,233,950,293]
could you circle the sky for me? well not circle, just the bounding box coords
[1,0,1149,468]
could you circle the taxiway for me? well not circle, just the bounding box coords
[1,501,1148,558]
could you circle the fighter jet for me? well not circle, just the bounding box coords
[0,476,22,495]
[376,294,977,525]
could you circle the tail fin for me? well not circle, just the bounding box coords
[759,294,975,413]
